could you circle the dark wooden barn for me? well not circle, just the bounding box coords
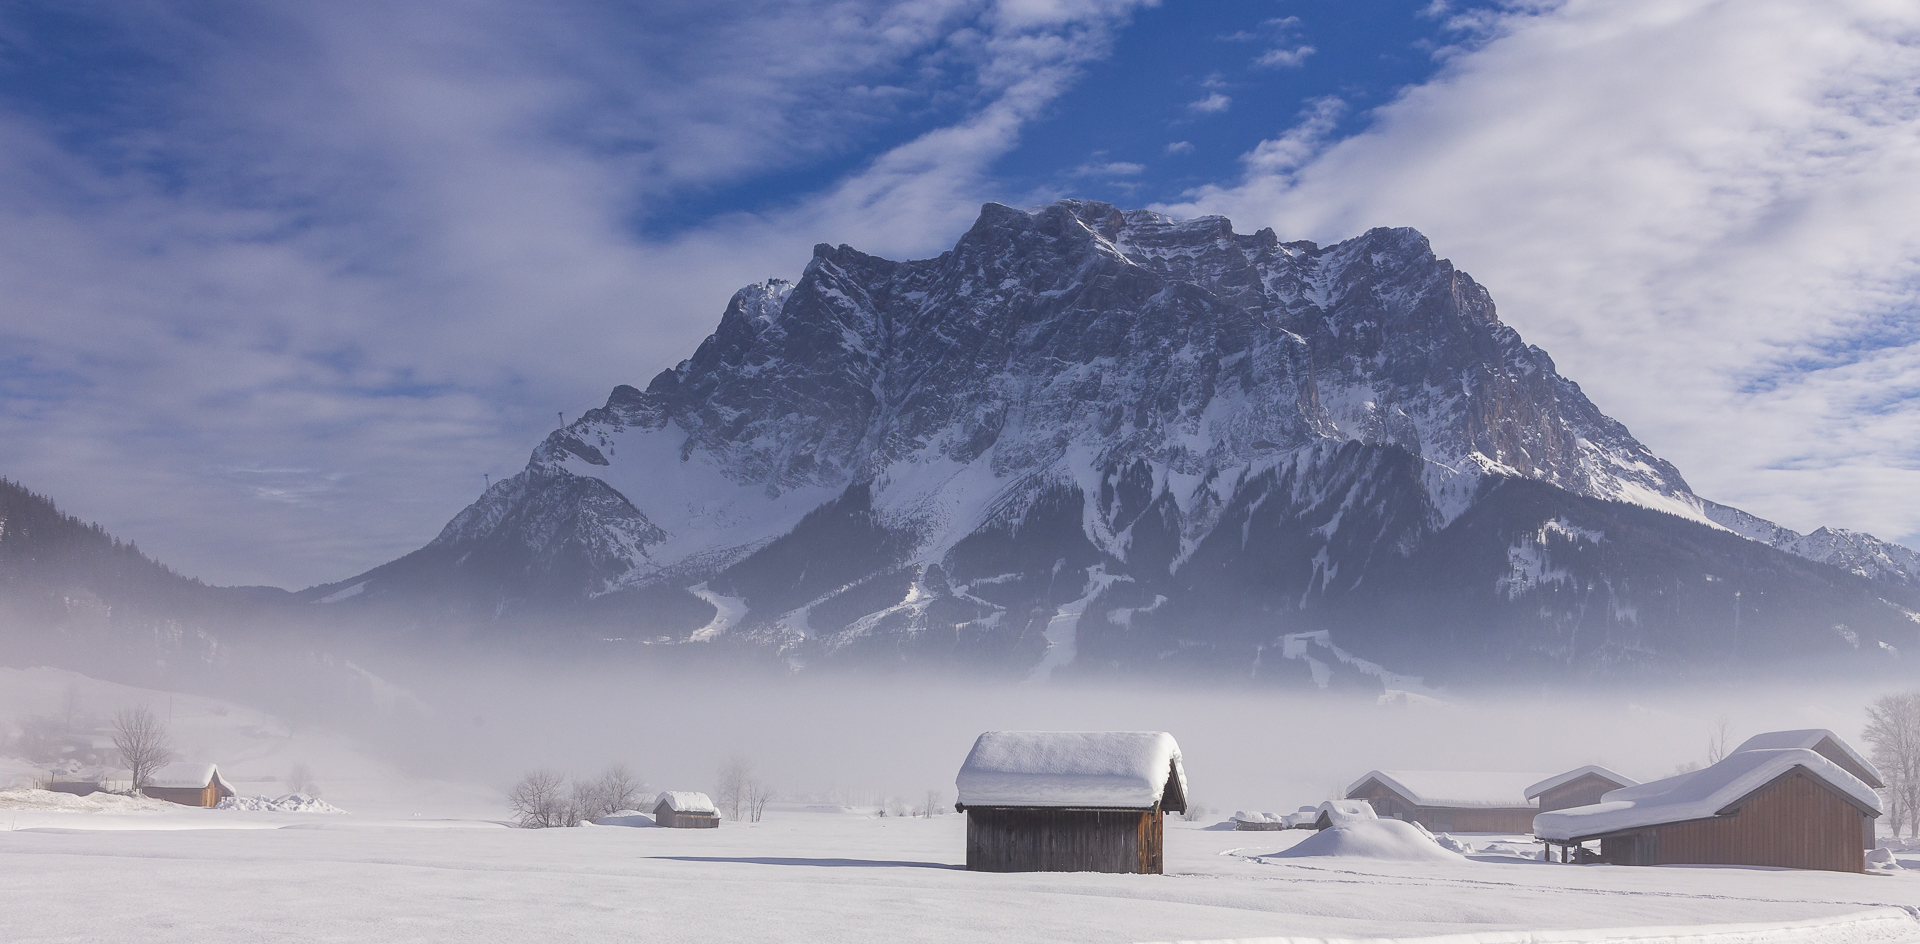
[1536,743,1881,873]
[1345,770,1546,833]
[1526,766,1638,813]
[653,792,720,828]
[954,731,1187,874]
[141,762,234,808]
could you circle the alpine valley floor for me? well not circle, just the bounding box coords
[7,802,1920,944]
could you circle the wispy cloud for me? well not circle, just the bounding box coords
[1165,141,1194,155]
[1163,0,1920,546]
[1186,92,1232,114]
[1070,160,1146,177]
[1255,45,1316,68]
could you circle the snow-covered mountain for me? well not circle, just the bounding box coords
[311,201,1920,684]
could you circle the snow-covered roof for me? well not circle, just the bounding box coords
[654,792,717,814]
[145,762,230,791]
[1524,765,1638,800]
[1349,770,1547,808]
[1317,799,1377,826]
[1732,729,1883,788]
[1535,748,1880,841]
[1232,810,1284,824]
[954,731,1186,810]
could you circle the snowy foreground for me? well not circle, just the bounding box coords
[8,805,1920,944]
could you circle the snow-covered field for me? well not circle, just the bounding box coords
[6,805,1920,943]
[8,665,1920,943]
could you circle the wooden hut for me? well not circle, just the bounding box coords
[1345,770,1546,833]
[1535,745,1881,873]
[1526,766,1638,813]
[141,762,234,807]
[1732,729,1882,849]
[653,792,720,828]
[954,731,1187,874]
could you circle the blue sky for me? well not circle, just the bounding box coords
[0,0,1916,587]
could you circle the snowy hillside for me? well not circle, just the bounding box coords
[310,201,1920,683]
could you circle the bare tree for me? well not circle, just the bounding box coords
[111,707,175,791]
[507,768,575,828]
[1706,715,1734,765]
[287,763,320,797]
[717,755,753,820]
[572,777,609,823]
[924,789,942,818]
[596,763,642,814]
[744,776,775,823]
[1864,692,1920,839]
[1180,801,1212,823]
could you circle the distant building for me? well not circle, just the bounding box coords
[954,731,1187,874]
[1526,766,1638,813]
[653,792,720,828]
[141,763,234,807]
[44,765,129,797]
[1536,743,1880,873]
[1345,770,1546,833]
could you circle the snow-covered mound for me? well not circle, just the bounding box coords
[0,788,176,813]
[594,809,657,827]
[1269,818,1465,862]
[216,794,347,814]
[1316,798,1377,826]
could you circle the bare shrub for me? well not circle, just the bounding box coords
[287,763,320,797]
[744,777,774,823]
[110,707,175,791]
[507,768,576,828]
[1180,801,1212,823]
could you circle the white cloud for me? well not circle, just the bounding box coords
[1165,140,1194,155]
[0,0,1154,586]
[1163,0,1920,547]
[1255,45,1316,68]
[1070,160,1146,177]
[1187,92,1232,114]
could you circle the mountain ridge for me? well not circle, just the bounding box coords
[304,200,1920,684]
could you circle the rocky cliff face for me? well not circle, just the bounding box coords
[310,201,1920,685]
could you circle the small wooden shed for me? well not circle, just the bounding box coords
[1535,745,1881,873]
[954,730,1187,874]
[653,792,720,828]
[1345,770,1546,833]
[141,762,234,807]
[1526,766,1638,813]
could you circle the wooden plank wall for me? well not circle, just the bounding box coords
[1419,807,1537,833]
[966,808,1159,873]
[1538,774,1622,813]
[143,785,216,807]
[1650,771,1866,873]
[656,809,720,828]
